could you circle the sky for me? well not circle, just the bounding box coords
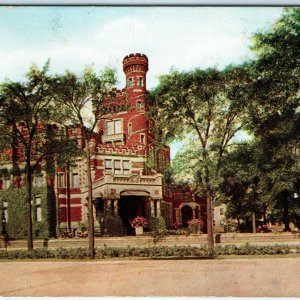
[0,6,285,157]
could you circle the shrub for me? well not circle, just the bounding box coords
[0,244,294,260]
[148,216,166,232]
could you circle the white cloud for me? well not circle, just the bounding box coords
[0,8,282,89]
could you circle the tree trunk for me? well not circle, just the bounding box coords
[85,139,95,259]
[283,191,291,232]
[66,163,71,232]
[252,212,256,233]
[237,218,240,233]
[26,156,33,251]
[206,196,214,256]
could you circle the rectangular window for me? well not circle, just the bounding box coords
[35,175,43,187]
[107,121,114,135]
[4,179,10,190]
[220,208,224,215]
[136,100,143,110]
[114,160,121,174]
[58,173,65,188]
[71,173,79,188]
[123,160,130,174]
[114,120,122,134]
[138,77,143,87]
[35,197,42,222]
[105,159,112,174]
[106,119,122,135]
[140,134,145,144]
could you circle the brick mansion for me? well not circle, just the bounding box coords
[0,53,211,238]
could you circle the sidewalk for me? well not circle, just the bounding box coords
[1,232,299,250]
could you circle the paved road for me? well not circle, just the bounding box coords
[0,257,299,297]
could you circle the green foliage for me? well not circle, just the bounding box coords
[150,65,250,200]
[223,219,238,233]
[0,186,56,239]
[94,203,123,236]
[148,216,166,234]
[0,244,294,260]
[244,8,300,230]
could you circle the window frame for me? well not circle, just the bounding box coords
[71,173,79,188]
[106,119,122,135]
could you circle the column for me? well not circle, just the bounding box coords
[150,199,155,216]
[192,208,196,219]
[113,199,118,215]
[157,199,161,217]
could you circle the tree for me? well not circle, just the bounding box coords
[246,8,300,231]
[219,143,274,232]
[150,66,250,254]
[0,63,78,250]
[53,67,127,258]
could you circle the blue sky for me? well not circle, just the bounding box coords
[0,6,284,157]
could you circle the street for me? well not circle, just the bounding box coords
[0,257,299,297]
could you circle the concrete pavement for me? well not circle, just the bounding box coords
[0,257,300,297]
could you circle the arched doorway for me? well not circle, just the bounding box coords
[181,205,193,227]
[119,191,149,235]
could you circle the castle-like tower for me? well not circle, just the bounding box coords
[83,53,171,234]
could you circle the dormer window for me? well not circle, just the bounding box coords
[138,77,143,87]
[127,77,133,87]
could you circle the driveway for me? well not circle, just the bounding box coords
[0,257,299,297]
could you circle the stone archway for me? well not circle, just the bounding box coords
[181,205,193,227]
[119,190,150,235]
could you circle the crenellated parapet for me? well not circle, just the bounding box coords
[122,53,149,74]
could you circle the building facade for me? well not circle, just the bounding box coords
[0,53,208,237]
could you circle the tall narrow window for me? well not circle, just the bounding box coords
[140,134,145,144]
[127,77,133,87]
[71,173,79,188]
[138,77,143,87]
[107,121,114,135]
[105,159,112,174]
[128,123,132,135]
[114,160,121,174]
[123,160,130,175]
[114,120,122,134]
[35,197,42,222]
[58,173,65,188]
[220,208,224,215]
[4,179,10,189]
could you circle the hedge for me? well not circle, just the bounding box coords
[0,244,296,260]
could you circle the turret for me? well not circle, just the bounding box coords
[123,53,148,90]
